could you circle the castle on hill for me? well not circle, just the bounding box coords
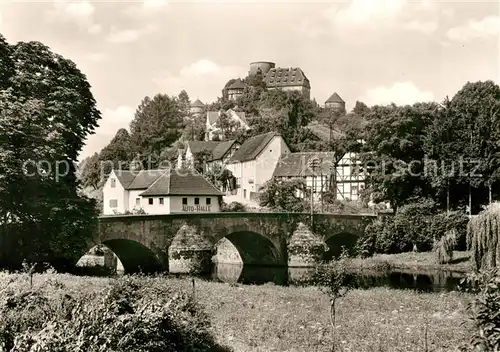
[224,61,311,100]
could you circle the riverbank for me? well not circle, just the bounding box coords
[349,251,473,274]
[0,272,472,351]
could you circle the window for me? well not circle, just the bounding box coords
[182,198,188,205]
[110,178,116,188]
[148,198,153,205]
[135,198,140,206]
[206,197,211,205]
[109,199,117,208]
[194,197,200,205]
[244,189,247,199]
[159,198,164,205]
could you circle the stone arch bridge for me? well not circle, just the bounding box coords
[94,212,377,274]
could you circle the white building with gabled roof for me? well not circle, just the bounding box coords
[226,132,290,201]
[205,108,250,141]
[102,168,223,215]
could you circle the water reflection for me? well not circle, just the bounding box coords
[211,263,466,292]
[211,263,289,286]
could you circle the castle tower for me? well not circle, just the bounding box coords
[248,61,275,77]
[325,92,345,112]
[190,99,205,116]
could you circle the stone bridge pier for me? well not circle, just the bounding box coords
[93,213,376,274]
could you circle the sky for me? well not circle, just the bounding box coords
[0,0,498,160]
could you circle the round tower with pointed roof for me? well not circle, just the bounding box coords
[325,92,346,112]
[190,98,205,116]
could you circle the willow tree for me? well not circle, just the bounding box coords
[467,202,500,270]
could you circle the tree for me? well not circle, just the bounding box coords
[10,41,100,163]
[0,38,101,270]
[260,89,316,128]
[448,81,500,212]
[100,128,133,174]
[422,81,500,213]
[177,89,191,116]
[213,110,248,142]
[422,97,462,211]
[467,202,500,270]
[244,70,266,89]
[130,94,184,168]
[235,85,264,117]
[0,35,13,88]
[181,112,206,141]
[205,165,235,192]
[259,178,308,212]
[80,152,101,190]
[360,103,437,209]
[254,90,318,152]
[191,149,213,173]
[352,101,370,116]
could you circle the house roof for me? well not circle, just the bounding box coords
[273,152,336,177]
[113,170,136,188]
[264,67,310,89]
[211,140,238,160]
[231,110,248,126]
[325,92,344,104]
[191,99,205,107]
[305,122,345,142]
[126,169,166,190]
[140,169,224,197]
[206,109,248,128]
[228,78,246,90]
[229,132,278,163]
[187,140,237,161]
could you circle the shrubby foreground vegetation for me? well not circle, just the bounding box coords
[0,271,475,352]
[0,273,230,352]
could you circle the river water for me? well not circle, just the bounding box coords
[207,263,467,292]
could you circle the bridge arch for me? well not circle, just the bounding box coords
[97,216,171,273]
[323,231,360,261]
[220,230,283,266]
[314,214,368,262]
[208,219,288,266]
[168,221,287,272]
[101,239,165,273]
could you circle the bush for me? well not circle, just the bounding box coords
[392,198,436,252]
[356,215,401,256]
[356,198,468,256]
[221,201,246,212]
[0,275,231,352]
[433,229,457,264]
[319,199,370,214]
[430,211,469,251]
[258,178,307,212]
[463,269,500,351]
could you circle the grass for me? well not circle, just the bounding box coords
[350,251,473,274]
[0,272,473,352]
